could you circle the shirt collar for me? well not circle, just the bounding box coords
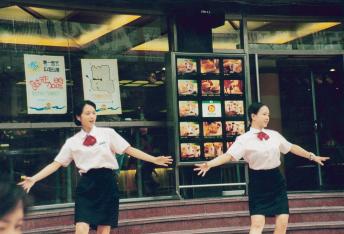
[80,125,97,139]
[249,127,267,134]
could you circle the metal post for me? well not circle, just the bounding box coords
[310,71,323,187]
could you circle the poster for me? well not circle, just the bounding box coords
[177,58,197,75]
[178,80,198,96]
[201,80,220,96]
[204,142,223,158]
[202,100,222,117]
[179,101,199,117]
[81,59,122,115]
[223,59,243,75]
[225,100,244,117]
[24,54,67,114]
[180,143,201,159]
[174,54,246,161]
[180,122,200,137]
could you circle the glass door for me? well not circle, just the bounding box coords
[254,55,344,191]
[312,56,344,189]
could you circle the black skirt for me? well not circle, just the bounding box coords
[248,167,289,217]
[75,168,119,230]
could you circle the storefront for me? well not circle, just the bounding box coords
[0,0,343,210]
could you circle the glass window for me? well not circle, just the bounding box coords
[248,20,344,50]
[0,4,173,206]
[213,20,242,51]
[0,6,169,122]
[179,164,247,199]
[0,128,77,205]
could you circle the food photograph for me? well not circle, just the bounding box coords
[225,121,245,136]
[224,100,244,117]
[180,143,201,159]
[177,58,197,75]
[204,142,223,158]
[180,122,200,137]
[224,80,244,95]
[178,80,198,96]
[203,121,223,137]
[179,100,199,117]
[200,58,220,74]
[223,59,243,75]
[201,80,220,96]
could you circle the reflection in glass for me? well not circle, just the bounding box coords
[248,20,343,50]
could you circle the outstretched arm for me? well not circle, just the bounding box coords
[194,153,232,177]
[124,146,173,167]
[290,144,329,166]
[18,161,62,193]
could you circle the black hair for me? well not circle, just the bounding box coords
[73,100,97,126]
[248,102,266,123]
[0,181,30,219]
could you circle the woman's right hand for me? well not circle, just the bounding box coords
[194,162,211,177]
[18,176,36,193]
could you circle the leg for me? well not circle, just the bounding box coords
[274,214,289,234]
[250,215,265,234]
[75,222,90,234]
[97,225,111,234]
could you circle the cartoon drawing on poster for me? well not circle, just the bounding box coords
[81,59,122,115]
[24,54,67,114]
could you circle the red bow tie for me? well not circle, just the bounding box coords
[257,132,269,141]
[83,135,97,146]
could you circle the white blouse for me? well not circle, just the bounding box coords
[226,127,292,170]
[54,126,130,173]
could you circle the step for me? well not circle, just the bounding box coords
[23,193,344,232]
[24,225,73,234]
[112,193,344,221]
[118,206,344,233]
[24,220,344,234]
[152,221,344,234]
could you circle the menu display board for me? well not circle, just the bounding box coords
[174,54,247,162]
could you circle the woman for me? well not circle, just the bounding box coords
[19,100,172,234]
[194,102,329,234]
[0,181,30,234]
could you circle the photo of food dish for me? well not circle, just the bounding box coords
[201,80,220,96]
[203,121,222,137]
[177,58,197,75]
[225,121,245,136]
[178,80,198,96]
[223,59,243,75]
[200,59,220,74]
[225,100,244,117]
[204,142,223,158]
[180,122,200,137]
[180,143,201,159]
[224,80,244,95]
[202,100,222,118]
[179,101,199,117]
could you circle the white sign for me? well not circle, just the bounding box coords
[81,59,122,115]
[202,100,222,117]
[24,54,67,114]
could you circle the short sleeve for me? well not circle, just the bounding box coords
[109,129,130,154]
[276,132,292,154]
[226,137,246,161]
[54,140,73,167]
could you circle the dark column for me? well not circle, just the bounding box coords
[175,9,225,53]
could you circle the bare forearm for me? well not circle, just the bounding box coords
[31,161,62,182]
[290,144,312,159]
[207,153,232,168]
[124,146,156,163]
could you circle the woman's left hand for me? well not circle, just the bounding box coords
[313,155,330,166]
[154,156,173,167]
